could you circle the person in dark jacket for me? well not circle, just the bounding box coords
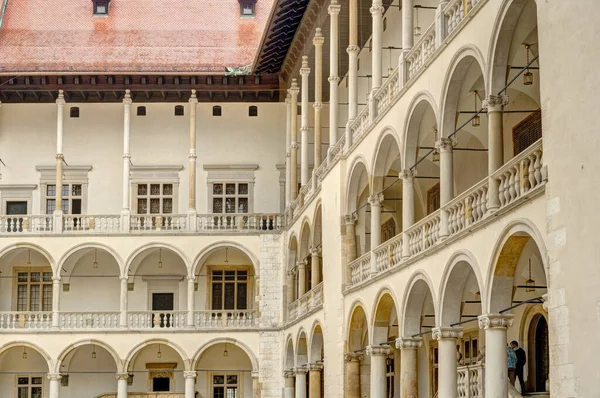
[511,340,526,393]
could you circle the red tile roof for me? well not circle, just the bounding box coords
[0,0,275,73]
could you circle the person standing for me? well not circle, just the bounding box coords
[507,344,517,385]
[511,340,527,393]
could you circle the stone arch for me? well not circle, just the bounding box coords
[308,320,324,363]
[312,201,323,248]
[371,126,403,193]
[299,218,312,259]
[0,341,52,367]
[400,270,437,337]
[296,328,309,367]
[347,300,369,353]
[370,287,399,345]
[124,242,190,279]
[55,339,123,373]
[123,339,191,373]
[285,335,295,370]
[402,90,440,169]
[346,155,371,214]
[192,337,258,372]
[0,243,56,276]
[191,240,260,278]
[438,250,485,327]
[58,242,123,284]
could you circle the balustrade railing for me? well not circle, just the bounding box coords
[0,215,53,234]
[63,215,120,233]
[444,179,488,237]
[194,310,256,328]
[310,282,324,309]
[131,214,187,232]
[287,300,299,321]
[350,106,371,144]
[406,23,436,79]
[373,234,402,273]
[197,214,283,232]
[457,364,484,398]
[97,394,185,398]
[375,69,400,115]
[348,252,372,285]
[0,312,52,329]
[406,212,441,256]
[127,311,187,329]
[59,312,120,329]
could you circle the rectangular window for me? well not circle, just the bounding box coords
[17,376,43,398]
[213,374,238,398]
[45,184,82,215]
[211,270,248,310]
[512,109,542,155]
[386,357,394,398]
[211,183,249,214]
[427,182,441,215]
[136,183,174,214]
[15,270,53,312]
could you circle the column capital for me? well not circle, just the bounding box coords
[284,370,295,378]
[370,3,384,15]
[300,126,309,133]
[344,352,363,362]
[366,345,393,356]
[189,89,198,104]
[368,193,384,206]
[294,366,309,375]
[186,275,196,282]
[313,28,325,46]
[56,89,66,106]
[435,136,457,152]
[308,362,324,371]
[346,44,360,54]
[300,55,311,76]
[183,370,197,379]
[432,326,463,340]
[395,337,422,350]
[542,293,549,312]
[328,1,341,15]
[290,141,299,150]
[123,89,132,106]
[343,213,358,225]
[478,313,514,330]
[52,276,61,282]
[47,373,62,381]
[285,93,291,104]
[115,372,130,381]
[400,168,417,180]
[297,259,308,269]
[313,101,324,109]
[56,153,64,160]
[483,95,509,112]
[310,247,321,256]
[288,79,300,96]
[120,275,129,282]
[328,75,340,83]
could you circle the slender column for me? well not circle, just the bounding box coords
[48,373,61,398]
[370,0,384,90]
[54,90,66,232]
[289,80,300,199]
[310,247,321,289]
[285,94,292,206]
[252,371,261,398]
[297,260,307,297]
[402,0,414,50]
[400,169,415,258]
[119,276,128,328]
[184,371,197,398]
[300,56,311,185]
[328,0,341,153]
[116,373,129,398]
[188,90,198,230]
[366,346,392,398]
[344,214,358,264]
[295,367,308,398]
[347,0,359,120]
[479,314,514,398]
[186,276,195,328]
[313,28,325,167]
[308,363,323,398]
[284,371,296,398]
[121,90,132,232]
[344,353,362,398]
[484,95,508,212]
[286,269,295,312]
[437,137,454,239]
[432,327,463,398]
[369,193,384,250]
[51,277,60,328]
[396,337,422,398]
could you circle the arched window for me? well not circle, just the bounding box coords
[70,107,80,118]
[174,105,184,116]
[137,106,147,116]
[213,106,222,117]
[248,106,258,117]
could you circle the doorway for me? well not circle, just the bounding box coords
[152,293,174,328]
[153,377,170,391]
[527,314,549,392]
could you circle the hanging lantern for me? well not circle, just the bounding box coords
[224,248,230,265]
[92,345,97,359]
[22,347,27,360]
[523,44,534,86]
[414,7,421,37]
[27,249,32,265]
[157,344,162,359]
[525,258,535,292]
[93,249,99,269]
[472,91,481,127]
[385,357,392,367]
[157,249,163,269]
[223,343,229,357]
[432,128,440,162]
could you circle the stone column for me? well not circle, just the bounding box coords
[309,363,323,398]
[479,314,514,398]
[347,0,359,120]
[344,214,358,265]
[400,169,415,258]
[186,276,195,328]
[121,89,132,232]
[51,276,60,328]
[54,90,66,233]
[188,90,198,231]
[184,371,197,398]
[313,28,325,168]
[116,373,129,398]
[402,0,414,50]
[369,193,384,251]
[289,80,300,200]
[300,56,311,185]
[252,371,261,398]
[432,327,463,398]
[297,260,307,297]
[310,247,321,289]
[119,276,128,328]
[328,0,341,154]
[367,346,392,398]
[284,371,296,398]
[396,337,422,398]
[295,367,308,398]
[437,137,454,239]
[48,373,61,398]
[344,353,362,398]
[484,95,508,212]
[371,0,384,90]
[286,269,296,312]
[285,94,292,206]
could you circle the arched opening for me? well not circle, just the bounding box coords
[58,342,119,396]
[287,235,299,317]
[285,337,295,371]
[525,313,549,393]
[297,221,312,296]
[346,159,370,257]
[0,344,49,395]
[347,304,370,396]
[126,342,186,393]
[372,292,399,397]
[297,330,309,368]
[310,323,325,397]
[312,205,323,288]
[196,342,255,398]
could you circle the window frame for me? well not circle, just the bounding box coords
[240,1,256,17]
[36,165,91,215]
[211,373,241,398]
[204,165,257,214]
[209,267,250,311]
[16,375,44,398]
[135,183,175,215]
[210,182,250,214]
[44,183,83,215]
[130,166,183,215]
[12,267,53,312]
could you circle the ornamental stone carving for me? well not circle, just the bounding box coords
[347,44,360,54]
[343,213,358,225]
[344,352,364,362]
[183,371,197,379]
[435,137,456,151]
[313,101,324,109]
[288,79,300,95]
[328,2,341,15]
[368,193,385,206]
[432,327,463,340]
[395,337,423,350]
[123,89,133,106]
[482,95,509,112]
[310,247,321,256]
[290,142,299,150]
[313,28,325,46]
[366,345,393,356]
[477,314,514,330]
[400,169,417,180]
[115,373,129,381]
[308,362,324,371]
[370,3,385,15]
[328,75,340,83]
[294,366,309,374]
[300,56,311,76]
[283,370,295,378]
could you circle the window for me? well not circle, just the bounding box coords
[386,357,394,398]
[213,106,222,116]
[69,107,79,118]
[93,0,110,15]
[462,332,480,365]
[427,182,441,215]
[137,106,147,116]
[17,376,43,398]
[213,374,238,398]
[240,1,255,16]
[211,270,248,310]
[15,269,53,312]
[248,105,258,117]
[45,184,82,215]
[136,183,173,214]
[174,105,184,116]
[512,109,542,155]
[211,183,248,214]
[381,217,396,243]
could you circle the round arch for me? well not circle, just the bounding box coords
[0,243,56,275]
[346,300,369,352]
[55,339,123,373]
[371,127,403,193]
[192,337,258,372]
[299,219,312,259]
[0,341,52,366]
[312,201,323,248]
[370,287,400,345]
[400,270,437,337]
[346,155,371,214]
[284,335,295,370]
[58,243,124,284]
[123,339,190,373]
[124,242,190,278]
[308,320,324,364]
[191,241,260,278]
[402,90,440,170]
[295,328,309,367]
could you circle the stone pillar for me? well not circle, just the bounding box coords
[116,373,129,398]
[121,89,132,232]
[48,373,61,398]
[396,337,422,398]
[297,260,307,297]
[402,0,414,50]
[479,314,514,398]
[437,137,454,239]
[252,371,261,398]
[285,94,292,206]
[328,0,341,154]
[295,367,308,398]
[309,363,323,398]
[289,80,300,200]
[400,169,415,258]
[284,371,296,398]
[310,248,321,289]
[188,90,198,231]
[313,28,325,168]
[347,0,359,120]
[367,346,392,398]
[184,371,197,398]
[432,327,463,398]
[344,214,358,264]
[371,0,384,90]
[484,95,508,212]
[344,353,362,398]
[54,90,66,233]
[300,56,311,186]
[286,269,296,312]
[369,193,384,250]
[119,276,128,328]
[51,277,60,328]
[187,276,195,328]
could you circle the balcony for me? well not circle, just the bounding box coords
[287,282,323,323]
[96,394,184,398]
[457,363,484,398]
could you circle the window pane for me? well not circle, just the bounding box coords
[212,271,223,280]
[18,272,28,282]
[42,285,53,311]
[212,284,223,310]
[72,184,82,196]
[237,283,247,309]
[238,198,248,213]
[43,272,52,282]
[150,198,160,214]
[62,185,69,197]
[226,184,236,195]
[138,184,148,196]
[61,199,69,213]
[162,198,173,214]
[238,183,248,195]
[213,198,223,213]
[224,283,235,310]
[237,271,247,280]
[214,387,225,398]
[32,387,42,398]
[150,184,161,195]
[213,184,223,195]
[227,387,238,398]
[227,375,238,385]
[137,199,147,214]
[32,377,43,385]
[17,285,27,311]
[30,285,40,311]
[163,184,173,195]
[46,199,56,214]
[18,387,28,398]
[47,185,56,196]
[225,198,235,213]
[213,375,225,385]
[225,271,235,281]
[17,377,28,385]
[30,272,41,282]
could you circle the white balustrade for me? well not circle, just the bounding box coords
[63,215,120,233]
[348,252,372,285]
[194,310,257,328]
[457,364,484,398]
[127,311,187,329]
[0,312,52,330]
[0,215,53,234]
[59,312,120,329]
[375,69,400,116]
[444,179,488,237]
[287,300,299,321]
[406,212,441,256]
[130,214,187,232]
[310,282,324,309]
[97,394,185,398]
[406,23,436,80]
[373,234,402,274]
[350,106,371,143]
[197,213,283,232]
